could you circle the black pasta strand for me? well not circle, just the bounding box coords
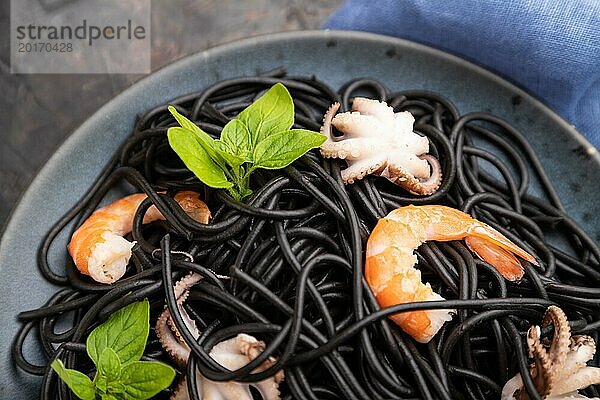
[13,72,600,400]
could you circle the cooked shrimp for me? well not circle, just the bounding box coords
[365,205,538,343]
[67,191,210,284]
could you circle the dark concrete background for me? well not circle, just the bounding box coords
[0,0,342,227]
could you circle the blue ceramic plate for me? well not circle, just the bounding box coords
[1,30,599,399]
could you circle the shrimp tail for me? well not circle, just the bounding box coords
[465,224,538,282]
[465,237,524,281]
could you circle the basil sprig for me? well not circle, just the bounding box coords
[51,300,175,400]
[167,83,326,201]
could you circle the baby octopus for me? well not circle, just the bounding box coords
[156,273,284,400]
[501,306,600,399]
[319,98,442,195]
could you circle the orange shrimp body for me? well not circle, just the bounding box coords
[67,191,210,284]
[365,205,537,343]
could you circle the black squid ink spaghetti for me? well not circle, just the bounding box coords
[12,69,600,400]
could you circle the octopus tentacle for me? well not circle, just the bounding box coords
[517,325,553,399]
[351,97,395,125]
[415,155,443,194]
[157,275,283,400]
[553,367,600,397]
[156,273,202,367]
[384,154,442,196]
[320,137,382,160]
[543,305,571,370]
[502,306,600,400]
[320,102,341,142]
[341,155,388,184]
[156,309,190,367]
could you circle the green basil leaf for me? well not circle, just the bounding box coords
[253,129,326,169]
[220,119,252,162]
[168,106,228,166]
[98,348,121,383]
[96,375,108,393]
[119,361,176,400]
[87,300,149,366]
[50,360,96,400]
[168,106,200,133]
[239,187,253,199]
[108,381,126,394]
[237,83,294,145]
[168,127,233,189]
[97,350,125,398]
[213,139,247,167]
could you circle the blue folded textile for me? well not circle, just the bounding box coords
[324,0,600,148]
